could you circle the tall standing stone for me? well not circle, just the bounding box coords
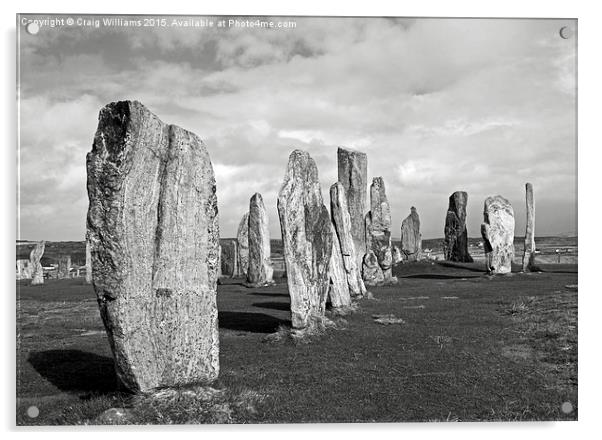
[522,183,536,272]
[328,224,352,310]
[481,195,515,274]
[87,101,219,392]
[330,182,367,298]
[278,150,333,332]
[337,147,368,264]
[85,237,92,284]
[237,212,250,277]
[400,207,422,262]
[220,239,239,278]
[444,191,473,263]
[246,193,274,287]
[365,177,397,284]
[57,255,71,279]
[29,241,45,285]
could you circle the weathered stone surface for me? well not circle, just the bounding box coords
[220,239,239,278]
[246,193,274,287]
[277,150,333,331]
[330,182,367,298]
[444,191,473,263]
[29,241,45,285]
[85,237,92,284]
[481,195,515,274]
[392,246,403,265]
[236,212,250,277]
[401,207,422,262]
[57,255,71,279]
[362,250,384,286]
[328,224,352,310]
[365,177,397,284]
[522,183,536,272]
[86,100,219,392]
[16,259,32,280]
[337,147,368,264]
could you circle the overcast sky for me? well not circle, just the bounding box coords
[18,15,577,241]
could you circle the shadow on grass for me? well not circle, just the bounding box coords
[436,261,485,273]
[28,349,118,394]
[219,311,289,333]
[402,274,481,280]
[248,292,290,298]
[252,301,290,312]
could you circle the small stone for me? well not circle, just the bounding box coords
[237,212,250,277]
[56,255,71,279]
[392,246,403,265]
[362,250,384,287]
[93,407,133,425]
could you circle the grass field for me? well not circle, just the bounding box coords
[16,261,577,425]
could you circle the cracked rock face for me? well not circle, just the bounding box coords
[401,207,422,262]
[277,150,333,331]
[330,182,367,298]
[362,250,384,287]
[337,147,368,264]
[328,223,352,309]
[444,191,473,263]
[86,100,219,392]
[236,212,250,277]
[481,195,515,274]
[246,193,274,287]
[29,241,45,285]
[85,236,92,284]
[522,183,536,272]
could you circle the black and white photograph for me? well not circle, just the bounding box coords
[14,9,579,427]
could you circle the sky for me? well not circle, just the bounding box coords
[17,15,577,241]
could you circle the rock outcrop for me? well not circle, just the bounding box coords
[365,177,397,284]
[29,241,45,285]
[337,147,368,264]
[86,100,220,392]
[236,212,250,277]
[330,182,368,298]
[57,255,71,279]
[481,195,515,274]
[444,191,473,262]
[246,193,274,287]
[277,150,333,333]
[522,183,536,272]
[362,250,384,286]
[400,207,422,262]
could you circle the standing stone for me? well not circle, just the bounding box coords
[365,177,397,284]
[16,259,32,279]
[246,193,274,287]
[85,237,92,284]
[220,239,239,278]
[401,207,422,262]
[86,101,219,392]
[328,224,352,310]
[277,150,333,332]
[337,147,368,265]
[362,250,385,286]
[392,246,403,265]
[481,195,515,274]
[522,183,536,272]
[57,255,71,279]
[237,212,250,277]
[29,241,45,285]
[330,182,368,298]
[444,191,473,263]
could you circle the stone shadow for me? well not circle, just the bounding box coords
[251,301,290,312]
[218,311,289,334]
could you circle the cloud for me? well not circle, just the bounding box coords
[17,16,577,240]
